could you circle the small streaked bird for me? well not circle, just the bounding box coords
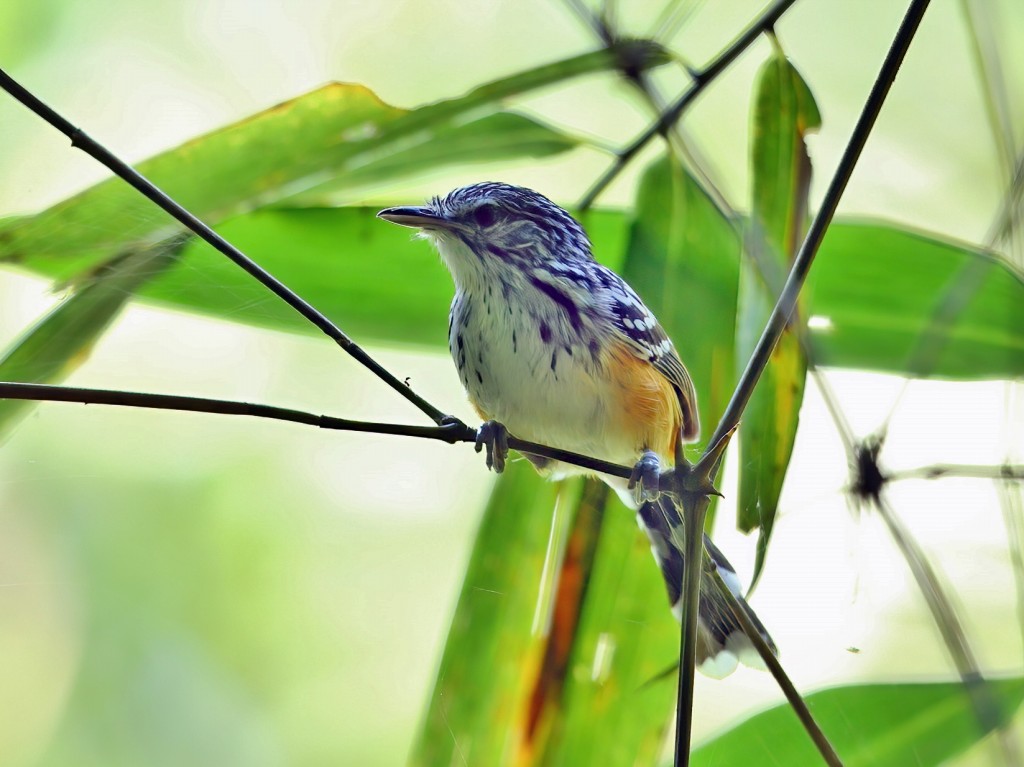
[379,182,774,676]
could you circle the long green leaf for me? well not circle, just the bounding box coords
[0,237,184,434]
[538,492,679,766]
[412,464,577,766]
[0,42,667,278]
[149,212,1024,382]
[689,678,1024,766]
[737,49,819,584]
[140,207,628,346]
[5,204,1019,380]
[291,112,580,201]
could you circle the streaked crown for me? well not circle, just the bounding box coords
[378,182,595,276]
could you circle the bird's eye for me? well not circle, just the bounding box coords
[472,203,499,228]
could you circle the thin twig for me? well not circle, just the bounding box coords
[708,566,843,767]
[888,463,1024,482]
[0,381,634,480]
[703,0,930,453]
[872,494,1016,757]
[671,3,932,766]
[563,0,740,227]
[578,0,799,210]
[0,68,456,428]
[672,492,709,764]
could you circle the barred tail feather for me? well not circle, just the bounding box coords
[637,497,776,678]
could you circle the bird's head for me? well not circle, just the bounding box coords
[377,182,593,289]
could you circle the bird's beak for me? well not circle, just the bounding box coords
[377,206,451,230]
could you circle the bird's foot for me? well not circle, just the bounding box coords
[475,420,510,473]
[628,449,661,504]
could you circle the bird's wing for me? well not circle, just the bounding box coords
[599,268,700,441]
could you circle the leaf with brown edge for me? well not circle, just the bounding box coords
[0,43,668,281]
[411,464,580,767]
[737,46,820,588]
[522,480,609,758]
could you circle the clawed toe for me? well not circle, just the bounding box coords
[628,450,661,504]
[475,420,510,473]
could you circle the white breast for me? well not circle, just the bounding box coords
[449,283,638,470]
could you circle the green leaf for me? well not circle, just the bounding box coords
[0,42,667,279]
[290,112,580,202]
[7,205,1018,381]
[149,213,1024,381]
[515,480,616,760]
[538,491,679,766]
[690,678,1024,766]
[810,222,1024,379]
[136,207,629,347]
[412,462,574,766]
[737,49,819,584]
[0,237,184,434]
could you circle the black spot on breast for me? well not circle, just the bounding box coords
[475,369,484,384]
[564,344,572,356]
[539,321,552,343]
[529,276,582,332]
[454,334,466,366]
[589,338,601,362]
[550,349,558,372]
[512,329,517,353]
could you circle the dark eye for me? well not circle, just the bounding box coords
[472,203,499,228]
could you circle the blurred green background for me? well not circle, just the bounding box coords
[0,0,1022,765]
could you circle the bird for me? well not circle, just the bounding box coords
[378,182,774,677]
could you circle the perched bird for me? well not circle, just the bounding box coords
[379,182,773,676]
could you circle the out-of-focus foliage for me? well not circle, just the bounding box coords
[414,462,569,766]
[1,2,1023,766]
[0,44,665,278]
[9,203,1014,378]
[689,678,1024,767]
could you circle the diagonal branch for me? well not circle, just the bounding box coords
[708,566,843,766]
[870,492,1018,761]
[701,1,930,456]
[578,0,799,210]
[671,2,932,766]
[0,68,456,429]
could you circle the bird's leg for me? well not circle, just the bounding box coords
[629,449,662,504]
[475,420,510,473]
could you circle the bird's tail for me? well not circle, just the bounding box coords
[638,496,776,678]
